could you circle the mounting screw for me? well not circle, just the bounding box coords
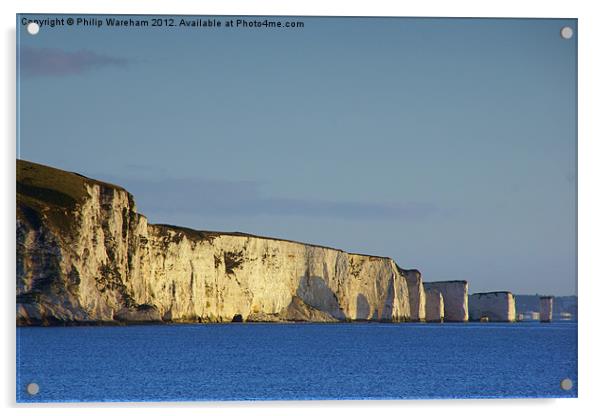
[26,383,39,395]
[26,22,40,35]
[560,378,573,391]
[560,26,573,40]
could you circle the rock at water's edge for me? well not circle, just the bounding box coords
[402,269,426,322]
[424,288,444,323]
[423,281,468,322]
[468,292,516,322]
[539,296,554,322]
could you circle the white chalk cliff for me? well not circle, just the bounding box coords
[17,160,418,325]
[468,292,516,322]
[424,288,444,322]
[404,269,426,321]
[423,281,468,322]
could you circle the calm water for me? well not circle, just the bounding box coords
[16,322,577,402]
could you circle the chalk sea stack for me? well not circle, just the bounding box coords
[423,281,469,322]
[468,292,516,322]
[424,288,444,323]
[404,269,426,322]
[539,296,554,323]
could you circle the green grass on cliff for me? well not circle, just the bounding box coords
[16,159,126,235]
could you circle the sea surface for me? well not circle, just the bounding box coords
[16,322,577,402]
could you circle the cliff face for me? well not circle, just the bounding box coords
[423,281,468,322]
[403,269,426,321]
[424,288,444,323]
[17,160,414,325]
[468,292,516,322]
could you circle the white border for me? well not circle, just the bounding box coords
[2,1,600,415]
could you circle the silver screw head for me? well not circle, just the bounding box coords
[26,382,39,395]
[560,26,574,40]
[26,22,40,35]
[560,378,573,391]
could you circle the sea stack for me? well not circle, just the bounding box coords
[468,292,516,322]
[540,296,554,323]
[402,269,426,322]
[423,281,468,322]
[424,288,444,322]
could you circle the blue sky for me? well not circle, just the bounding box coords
[17,15,577,295]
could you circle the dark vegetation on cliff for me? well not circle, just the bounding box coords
[16,159,130,237]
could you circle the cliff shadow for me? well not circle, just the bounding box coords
[355,294,370,320]
[381,275,395,321]
[295,274,346,320]
[359,276,396,322]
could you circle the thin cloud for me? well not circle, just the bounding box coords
[20,46,128,77]
[96,176,439,222]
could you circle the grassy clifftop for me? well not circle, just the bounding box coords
[16,159,128,235]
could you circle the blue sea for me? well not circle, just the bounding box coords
[16,322,577,402]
